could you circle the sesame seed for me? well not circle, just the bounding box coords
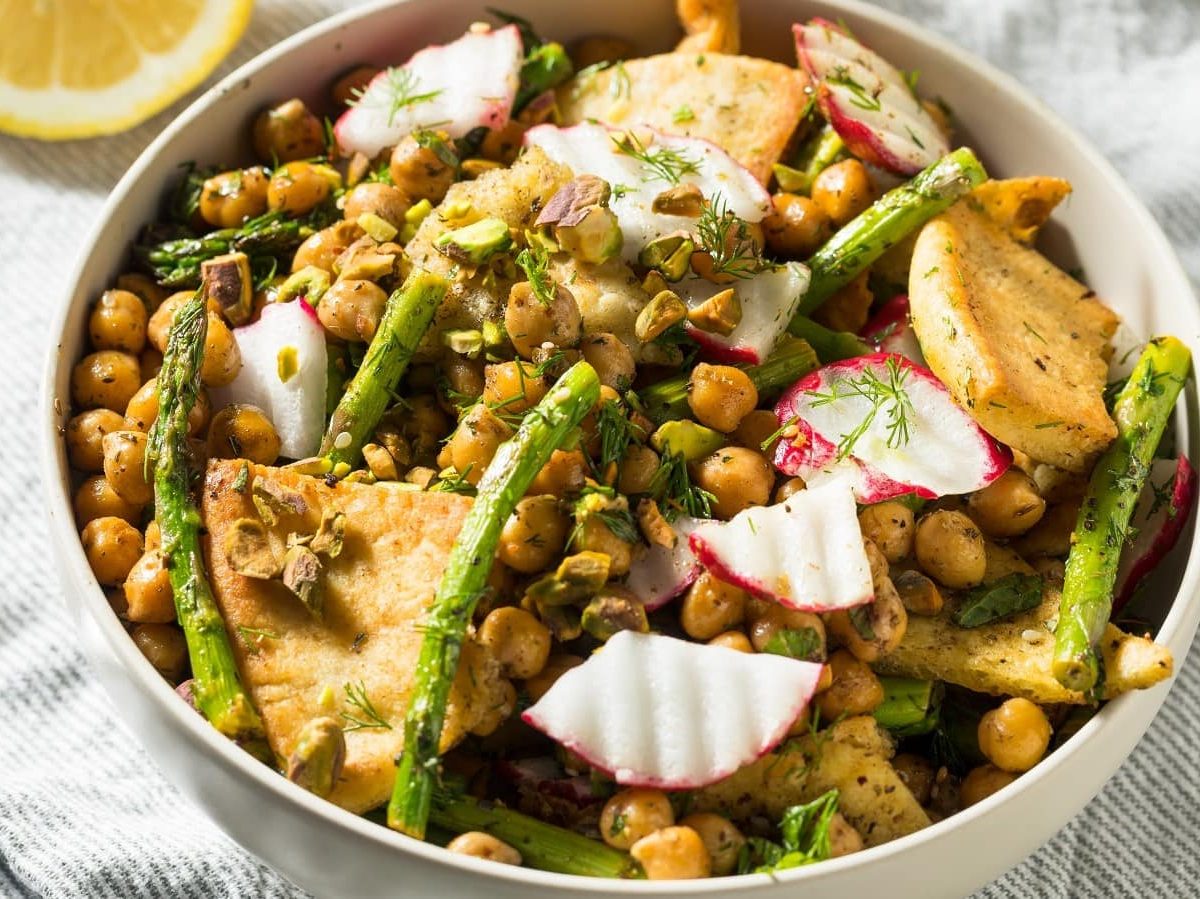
[333,431,352,450]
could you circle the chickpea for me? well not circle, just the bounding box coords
[125,377,211,435]
[733,409,780,454]
[827,813,864,858]
[468,678,518,738]
[66,409,125,472]
[117,272,167,312]
[477,606,551,680]
[574,514,634,576]
[618,444,660,495]
[389,133,457,204]
[813,271,873,334]
[892,568,944,616]
[709,630,753,652]
[446,832,522,866]
[815,649,884,720]
[144,520,161,551]
[858,500,915,564]
[401,394,450,460]
[978,698,1052,773]
[505,281,583,359]
[914,509,987,588]
[330,64,380,107]
[318,279,388,343]
[690,447,772,519]
[441,404,513,484]
[71,350,141,412]
[892,753,936,805]
[74,475,143,527]
[580,332,636,392]
[687,364,758,433]
[88,289,147,353]
[199,314,242,387]
[131,623,188,681]
[525,653,584,702]
[442,354,486,405]
[123,549,175,624]
[498,495,568,573]
[630,826,711,880]
[826,541,907,662]
[747,601,825,656]
[763,193,831,258]
[960,764,1017,807]
[680,571,747,640]
[252,98,325,163]
[147,292,190,352]
[774,476,806,503]
[207,404,281,464]
[811,159,874,227]
[967,470,1046,538]
[342,181,411,229]
[1013,499,1080,559]
[267,161,340,217]
[527,449,588,496]
[81,516,144,585]
[140,347,163,381]
[599,788,675,850]
[292,221,361,273]
[198,167,269,229]
[483,361,548,415]
[679,813,744,876]
[101,430,152,505]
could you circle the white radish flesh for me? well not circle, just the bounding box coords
[625,515,705,611]
[861,294,925,365]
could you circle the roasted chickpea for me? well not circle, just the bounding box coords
[687,364,758,433]
[600,788,675,850]
[446,832,522,866]
[292,221,361,273]
[580,332,636,392]
[892,568,944,616]
[967,470,1046,538]
[81,516,143,585]
[199,314,242,387]
[811,159,874,227]
[679,813,744,876]
[483,361,548,415]
[477,606,552,680]
[813,271,873,334]
[318,279,388,343]
[342,181,412,228]
[268,161,340,216]
[574,514,634,576]
[252,98,325,163]
[709,630,753,652]
[960,764,1017,807]
[123,549,175,624]
[815,649,884,720]
[1013,499,1080,559]
[733,409,780,454]
[330,64,380,106]
[144,520,161,551]
[978,698,1052,773]
[827,813,864,858]
[199,167,269,228]
[207,404,282,464]
[132,623,188,681]
[618,444,660,495]
[747,600,825,655]
[525,653,584,702]
[442,354,486,405]
[858,500,915,564]
[505,281,583,358]
[774,476,807,503]
[915,509,987,588]
[498,495,569,573]
[527,449,588,496]
[400,393,450,460]
[680,571,747,640]
[389,133,457,204]
[74,476,142,527]
[89,289,147,353]
[440,404,513,484]
[763,193,832,258]
[66,409,125,472]
[117,272,167,312]
[467,678,518,738]
[101,430,152,505]
[892,752,936,805]
[147,292,190,353]
[690,447,772,519]
[71,350,141,411]
[826,540,907,662]
[630,826,710,880]
[140,347,163,381]
[124,377,211,435]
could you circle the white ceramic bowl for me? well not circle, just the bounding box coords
[41,1,1200,896]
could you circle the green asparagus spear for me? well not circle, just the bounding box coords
[792,147,988,319]
[389,361,602,839]
[641,336,819,424]
[1053,336,1191,693]
[773,125,846,194]
[874,677,939,736]
[430,792,643,878]
[320,269,448,476]
[146,292,270,760]
[787,316,872,363]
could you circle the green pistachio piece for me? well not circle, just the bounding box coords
[686,287,742,336]
[525,550,611,607]
[201,252,253,325]
[282,544,323,619]
[651,183,704,217]
[442,328,484,358]
[287,716,346,798]
[638,232,694,282]
[581,588,649,641]
[223,518,282,580]
[650,420,725,461]
[555,206,623,264]
[276,265,331,306]
[434,217,514,265]
[634,289,688,342]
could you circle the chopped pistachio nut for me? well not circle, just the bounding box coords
[400,198,434,242]
[362,443,400,481]
[651,183,704,217]
[536,175,613,227]
[536,175,623,265]
[336,245,396,282]
[442,328,485,358]
[286,716,346,799]
[276,265,331,305]
[282,544,323,618]
[434,218,513,265]
[284,456,335,477]
[331,461,352,479]
[481,320,507,352]
[642,269,670,297]
[277,346,300,383]
[201,252,253,325]
[525,595,583,643]
[636,498,675,548]
[581,589,650,641]
[310,508,346,559]
[638,232,694,281]
[406,465,438,489]
[224,518,282,579]
[651,419,725,461]
[525,550,611,607]
[356,212,398,243]
[771,162,809,193]
[461,158,504,179]
[686,287,742,336]
[634,289,688,342]
[252,477,307,525]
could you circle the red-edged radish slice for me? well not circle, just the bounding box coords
[334,25,523,159]
[216,299,327,460]
[689,478,873,611]
[793,21,948,175]
[861,294,925,365]
[773,353,1010,503]
[523,122,771,263]
[1114,455,1197,611]
[522,631,824,789]
[676,263,810,364]
[626,515,705,611]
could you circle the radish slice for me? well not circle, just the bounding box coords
[773,353,1010,503]
[334,25,523,159]
[689,478,872,611]
[676,263,810,364]
[793,21,948,175]
[523,122,771,263]
[494,757,605,812]
[626,515,706,611]
[216,300,327,460]
[861,294,925,365]
[1114,455,1197,610]
[522,631,824,789]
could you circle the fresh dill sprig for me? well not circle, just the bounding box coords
[235,625,278,656]
[432,465,478,496]
[825,65,882,112]
[649,451,716,520]
[351,68,442,127]
[611,131,701,185]
[339,680,392,732]
[515,242,554,305]
[806,357,914,461]
[595,398,644,471]
[570,485,640,547]
[696,194,769,280]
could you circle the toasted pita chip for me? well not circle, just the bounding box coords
[970,176,1072,244]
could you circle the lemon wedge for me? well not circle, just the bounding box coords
[0,0,253,140]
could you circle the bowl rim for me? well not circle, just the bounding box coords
[39,0,1200,893]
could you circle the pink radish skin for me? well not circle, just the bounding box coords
[861,294,925,364]
[773,353,1010,503]
[689,478,873,611]
[626,515,706,611]
[522,631,824,789]
[334,26,523,158]
[1114,455,1197,611]
[794,21,948,175]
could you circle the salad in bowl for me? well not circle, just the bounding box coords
[61,0,1192,882]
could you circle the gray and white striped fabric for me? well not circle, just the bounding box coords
[1,1,1197,896]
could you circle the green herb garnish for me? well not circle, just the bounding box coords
[340,680,392,732]
[611,131,700,185]
[806,356,914,461]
